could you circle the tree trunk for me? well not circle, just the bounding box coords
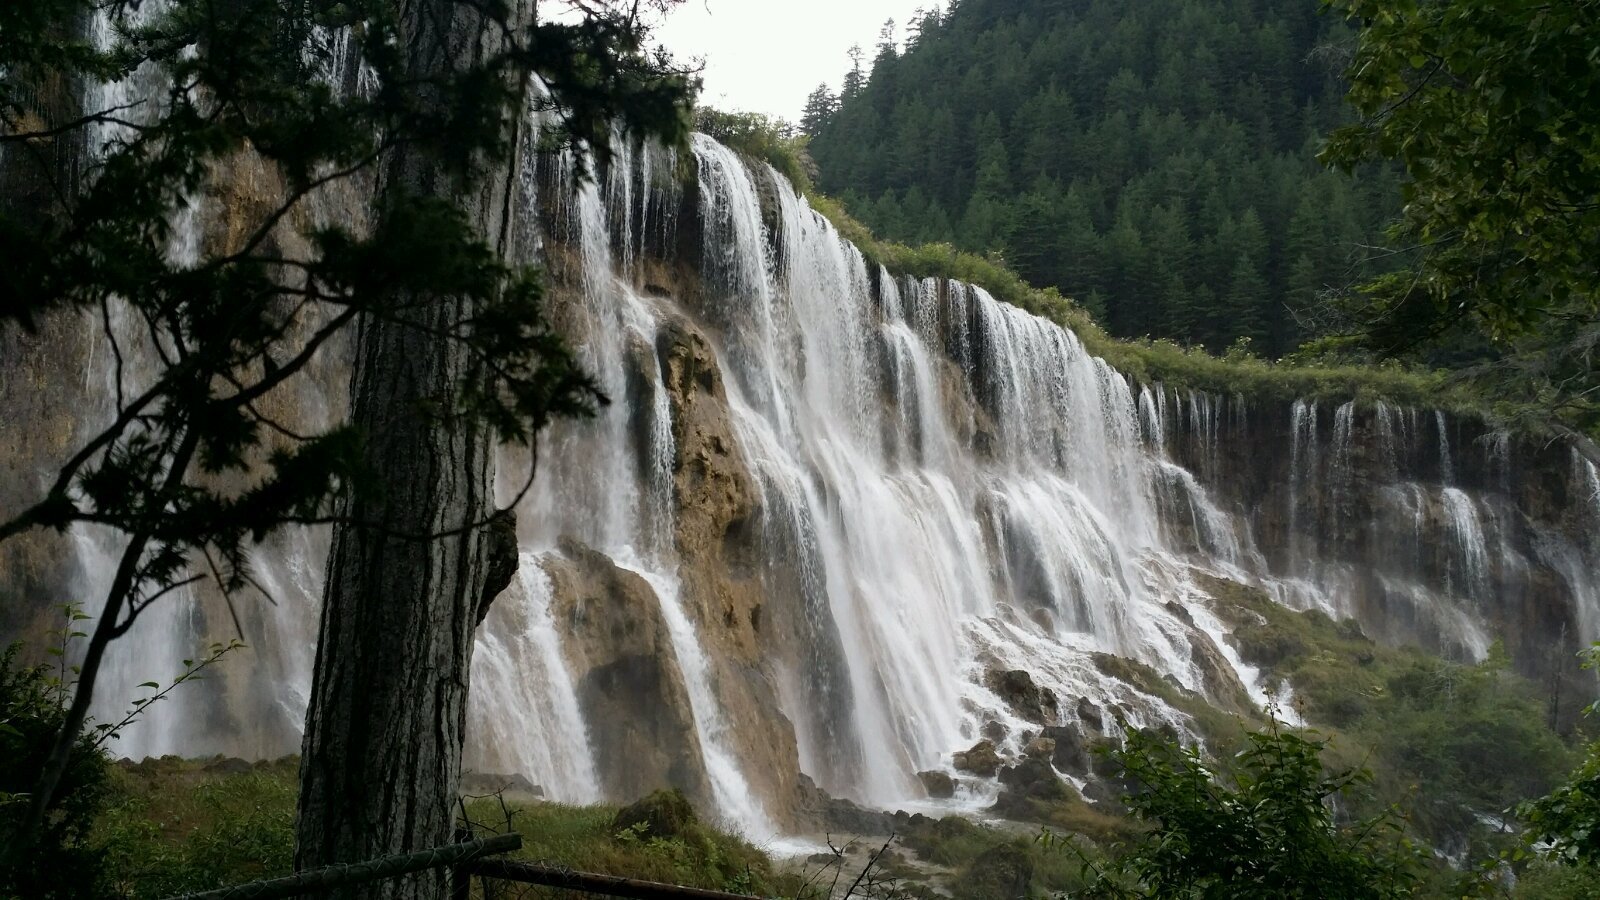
[295,2,529,896]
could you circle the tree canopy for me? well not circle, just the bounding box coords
[1319,0,1600,438]
[804,0,1404,356]
[0,0,691,854]
[1080,726,1423,899]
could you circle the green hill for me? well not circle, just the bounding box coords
[805,0,1401,357]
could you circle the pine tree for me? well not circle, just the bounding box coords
[800,83,838,137]
[841,44,866,100]
[0,0,691,884]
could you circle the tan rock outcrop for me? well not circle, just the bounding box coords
[544,539,710,807]
[653,312,811,829]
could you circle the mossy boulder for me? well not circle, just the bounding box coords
[953,842,1033,900]
[611,788,697,841]
[953,740,1003,777]
[984,668,1060,724]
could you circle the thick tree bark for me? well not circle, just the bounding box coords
[295,2,530,896]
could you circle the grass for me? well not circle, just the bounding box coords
[1087,651,1258,750]
[88,760,807,898]
[94,757,298,899]
[83,755,1106,899]
[460,790,799,896]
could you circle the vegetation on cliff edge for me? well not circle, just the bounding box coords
[701,110,1493,426]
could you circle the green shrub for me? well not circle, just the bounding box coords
[1512,861,1600,899]
[951,841,1032,900]
[1082,725,1424,899]
[0,643,113,900]
[1202,573,1578,854]
[694,108,816,195]
[611,788,697,840]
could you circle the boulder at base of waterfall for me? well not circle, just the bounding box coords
[612,788,698,840]
[1041,724,1090,774]
[918,769,957,799]
[1076,697,1105,731]
[460,771,544,798]
[980,719,1008,743]
[795,773,896,834]
[201,756,253,776]
[994,759,1072,810]
[983,668,1060,724]
[952,740,1003,777]
[1022,736,1056,761]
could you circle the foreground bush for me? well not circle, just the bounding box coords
[0,644,113,900]
[1078,725,1424,899]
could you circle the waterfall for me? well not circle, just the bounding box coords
[19,56,1600,830]
[467,556,601,802]
[1436,411,1455,485]
[1441,488,1490,601]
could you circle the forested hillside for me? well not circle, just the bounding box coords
[805,0,1402,356]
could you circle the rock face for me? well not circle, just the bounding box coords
[545,541,710,807]
[1156,394,1600,717]
[794,774,895,835]
[653,313,811,828]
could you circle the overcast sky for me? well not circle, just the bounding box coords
[650,0,941,121]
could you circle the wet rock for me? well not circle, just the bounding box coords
[1029,607,1057,632]
[991,758,1081,826]
[612,788,697,840]
[1082,777,1126,812]
[917,770,956,799]
[1040,725,1090,774]
[544,541,710,807]
[1186,626,1256,714]
[983,668,1059,724]
[997,759,1072,804]
[980,719,1008,743]
[1075,697,1104,732]
[952,740,1003,777]
[1022,736,1055,761]
[1089,737,1125,780]
[796,774,895,834]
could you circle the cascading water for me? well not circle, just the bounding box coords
[16,51,1600,833]
[1441,488,1491,601]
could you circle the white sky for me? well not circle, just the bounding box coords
[651,0,941,121]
